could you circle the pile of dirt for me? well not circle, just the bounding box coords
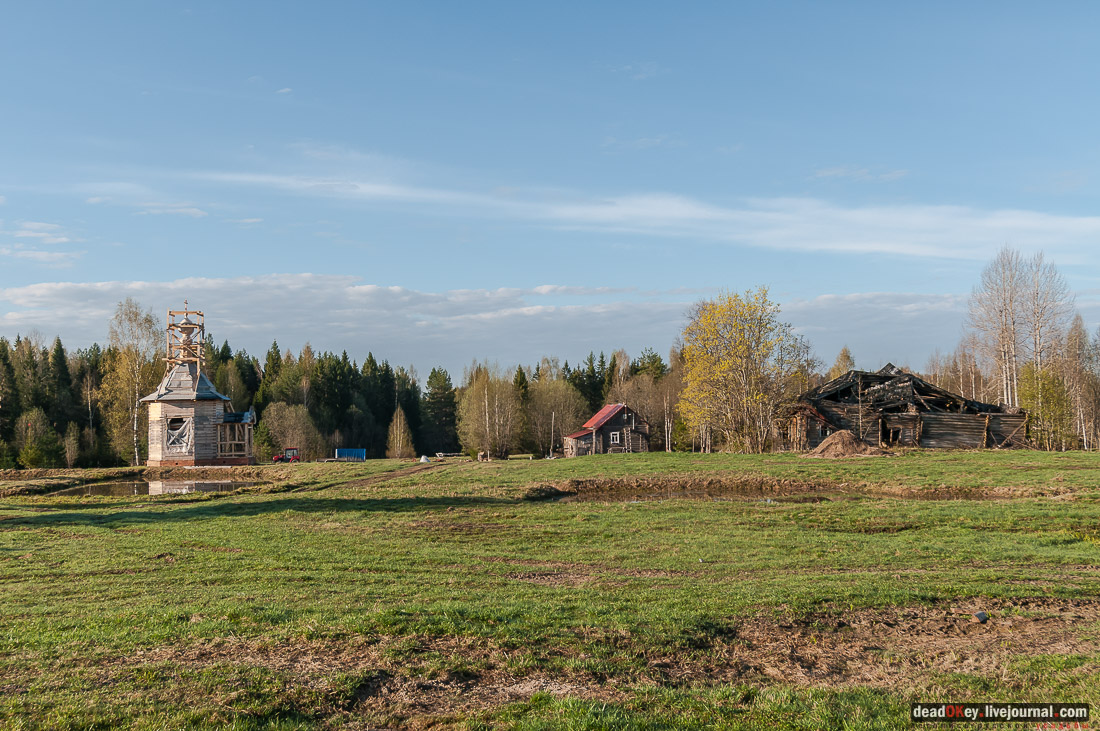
[803,430,889,459]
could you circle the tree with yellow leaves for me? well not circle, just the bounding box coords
[101,298,162,465]
[679,287,816,453]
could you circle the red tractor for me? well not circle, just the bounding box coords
[272,447,300,464]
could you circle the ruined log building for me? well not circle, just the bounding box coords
[783,365,1028,451]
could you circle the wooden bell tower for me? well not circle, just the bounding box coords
[141,301,255,466]
[166,300,205,370]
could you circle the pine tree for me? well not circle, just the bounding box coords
[631,347,668,379]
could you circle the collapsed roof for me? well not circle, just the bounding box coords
[799,364,1016,415]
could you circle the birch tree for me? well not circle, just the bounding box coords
[1020,251,1075,432]
[1022,251,1074,372]
[1062,315,1091,449]
[385,404,416,458]
[101,299,161,465]
[526,377,586,457]
[457,363,522,459]
[968,246,1024,407]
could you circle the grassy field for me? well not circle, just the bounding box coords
[1,451,1099,729]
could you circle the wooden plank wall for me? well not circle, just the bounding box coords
[147,403,166,461]
[790,403,1027,451]
[988,414,1028,448]
[919,414,986,449]
[883,413,919,446]
[816,402,879,444]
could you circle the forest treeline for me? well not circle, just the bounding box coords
[0,303,684,467]
[1,246,1098,467]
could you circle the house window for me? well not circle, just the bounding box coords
[165,417,193,455]
[610,431,621,445]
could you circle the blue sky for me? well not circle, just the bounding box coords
[2,2,1100,377]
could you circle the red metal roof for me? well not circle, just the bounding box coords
[563,429,591,440]
[582,403,625,430]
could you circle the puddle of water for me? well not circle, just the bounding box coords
[55,481,264,497]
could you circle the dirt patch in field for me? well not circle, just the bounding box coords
[552,474,839,503]
[708,596,1100,689]
[505,570,614,587]
[108,597,1100,727]
[803,430,890,459]
[125,634,627,725]
[407,519,513,535]
[533,473,1074,502]
[146,465,283,481]
[339,463,444,491]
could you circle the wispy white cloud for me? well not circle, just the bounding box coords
[136,203,208,218]
[276,87,292,94]
[602,134,682,150]
[812,166,909,182]
[75,181,158,199]
[74,183,209,218]
[229,217,263,225]
[0,195,6,205]
[607,62,665,80]
[188,169,1100,261]
[6,221,74,245]
[0,246,82,267]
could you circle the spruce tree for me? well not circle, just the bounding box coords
[46,336,75,427]
[602,353,617,403]
[0,339,20,441]
[422,367,458,454]
[513,365,530,403]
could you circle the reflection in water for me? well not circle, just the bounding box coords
[56,481,262,497]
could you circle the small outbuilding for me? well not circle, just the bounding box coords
[563,403,649,457]
[782,364,1028,451]
[141,304,255,466]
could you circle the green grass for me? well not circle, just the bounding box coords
[1,452,1099,728]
